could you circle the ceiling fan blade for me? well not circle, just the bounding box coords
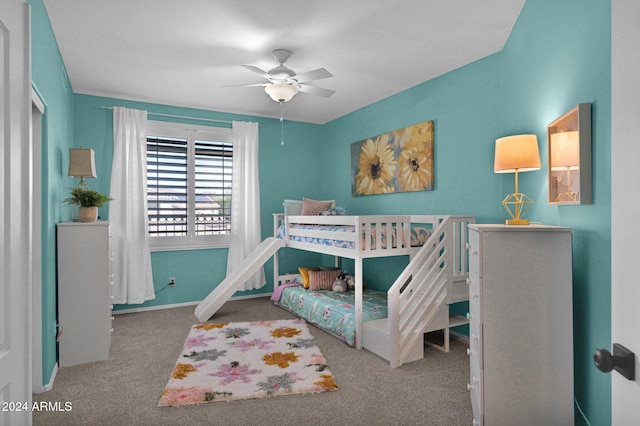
[298,84,335,98]
[241,65,273,80]
[293,68,333,83]
[221,82,268,88]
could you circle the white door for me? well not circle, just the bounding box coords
[0,0,33,425]
[611,1,640,423]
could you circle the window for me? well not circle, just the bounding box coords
[146,121,233,250]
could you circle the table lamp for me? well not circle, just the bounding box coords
[494,134,541,225]
[68,147,97,189]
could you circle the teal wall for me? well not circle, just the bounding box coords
[30,0,75,387]
[500,2,611,424]
[33,0,611,423]
[320,1,611,423]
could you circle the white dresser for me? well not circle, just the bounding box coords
[467,224,573,425]
[57,221,113,366]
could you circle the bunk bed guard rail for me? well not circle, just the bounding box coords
[273,214,415,258]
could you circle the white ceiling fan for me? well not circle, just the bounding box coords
[226,49,335,103]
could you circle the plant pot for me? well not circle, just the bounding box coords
[78,206,98,223]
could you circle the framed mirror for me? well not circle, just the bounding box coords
[547,103,591,204]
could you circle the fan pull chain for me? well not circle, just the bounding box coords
[280,102,285,145]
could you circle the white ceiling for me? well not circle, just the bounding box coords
[43,0,525,124]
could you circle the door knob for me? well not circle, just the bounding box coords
[594,343,635,381]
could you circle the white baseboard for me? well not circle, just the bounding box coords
[33,362,58,394]
[112,293,271,315]
[450,330,470,344]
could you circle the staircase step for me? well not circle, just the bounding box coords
[449,313,469,328]
[363,318,389,335]
[362,318,390,361]
[448,278,470,303]
[448,294,470,304]
[362,318,423,365]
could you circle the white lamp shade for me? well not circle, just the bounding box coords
[494,134,541,173]
[68,148,97,178]
[550,131,579,170]
[264,83,299,103]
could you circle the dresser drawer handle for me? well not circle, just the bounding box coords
[466,312,471,320]
[467,376,480,391]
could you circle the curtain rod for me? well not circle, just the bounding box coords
[99,106,234,125]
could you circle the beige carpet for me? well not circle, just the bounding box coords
[33,297,472,425]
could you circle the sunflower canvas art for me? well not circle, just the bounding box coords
[351,121,434,196]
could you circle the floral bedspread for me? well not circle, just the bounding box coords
[277,224,431,249]
[276,285,388,346]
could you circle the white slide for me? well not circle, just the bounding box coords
[194,237,286,321]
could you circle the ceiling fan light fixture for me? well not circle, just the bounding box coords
[268,65,295,79]
[265,83,299,103]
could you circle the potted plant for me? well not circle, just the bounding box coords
[63,187,113,222]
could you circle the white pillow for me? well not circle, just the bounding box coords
[283,199,303,215]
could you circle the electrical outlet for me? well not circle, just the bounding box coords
[169,277,176,286]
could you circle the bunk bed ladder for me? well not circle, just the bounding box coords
[363,216,457,367]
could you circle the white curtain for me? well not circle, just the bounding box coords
[109,107,155,304]
[226,121,265,290]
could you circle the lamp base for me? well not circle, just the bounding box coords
[501,192,534,226]
[505,218,530,225]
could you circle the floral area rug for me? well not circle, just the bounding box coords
[158,319,339,406]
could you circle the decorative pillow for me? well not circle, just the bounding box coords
[283,199,303,215]
[298,267,321,288]
[308,269,343,291]
[301,198,335,215]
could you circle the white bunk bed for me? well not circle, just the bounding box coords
[272,213,475,367]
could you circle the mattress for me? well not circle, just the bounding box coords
[277,224,432,249]
[275,284,387,346]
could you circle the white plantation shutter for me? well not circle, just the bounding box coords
[145,121,233,250]
[194,139,233,235]
[146,136,188,236]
